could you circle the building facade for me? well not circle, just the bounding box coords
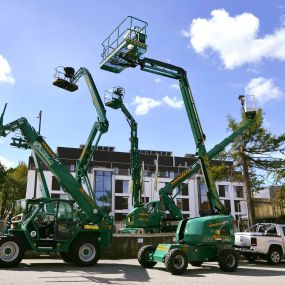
[26,146,248,226]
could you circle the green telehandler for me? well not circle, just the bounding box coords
[0,68,113,268]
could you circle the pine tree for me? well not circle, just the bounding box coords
[227,109,285,225]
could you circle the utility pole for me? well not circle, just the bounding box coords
[33,110,42,199]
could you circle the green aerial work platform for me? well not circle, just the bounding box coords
[100,16,148,73]
[99,16,257,275]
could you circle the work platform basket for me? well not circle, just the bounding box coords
[100,16,148,73]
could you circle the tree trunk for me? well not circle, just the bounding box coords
[242,155,255,225]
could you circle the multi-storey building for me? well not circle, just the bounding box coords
[26,146,248,226]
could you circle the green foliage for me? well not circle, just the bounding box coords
[273,186,285,216]
[0,162,28,219]
[227,109,285,192]
[210,164,230,181]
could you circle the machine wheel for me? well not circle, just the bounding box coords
[165,248,188,275]
[71,237,100,266]
[136,228,145,234]
[60,252,73,263]
[267,247,282,265]
[190,261,203,267]
[218,249,238,272]
[138,245,157,268]
[0,236,24,268]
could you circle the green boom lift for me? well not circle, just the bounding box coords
[104,86,143,208]
[99,16,256,274]
[121,110,256,234]
[53,66,109,202]
[0,69,113,268]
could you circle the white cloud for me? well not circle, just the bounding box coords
[163,96,183,109]
[154,78,162,83]
[171,83,180,90]
[132,96,162,115]
[182,9,285,69]
[245,77,283,104]
[0,55,15,84]
[0,156,16,168]
[131,95,185,115]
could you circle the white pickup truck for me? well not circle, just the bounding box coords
[234,223,285,264]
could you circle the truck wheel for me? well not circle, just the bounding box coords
[138,245,157,268]
[60,252,73,263]
[165,248,188,275]
[71,237,100,266]
[0,236,24,268]
[190,261,203,266]
[267,247,282,265]
[218,249,238,272]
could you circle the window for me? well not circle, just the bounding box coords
[115,213,127,221]
[94,171,112,212]
[223,200,231,213]
[52,176,60,191]
[182,199,189,211]
[176,198,183,210]
[218,185,229,198]
[178,183,188,196]
[176,197,189,211]
[115,180,129,193]
[234,186,244,198]
[141,196,150,203]
[198,180,210,215]
[51,193,60,199]
[234,200,241,212]
[115,196,129,210]
[70,164,75,172]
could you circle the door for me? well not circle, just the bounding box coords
[54,200,76,240]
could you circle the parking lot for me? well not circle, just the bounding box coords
[1,258,285,285]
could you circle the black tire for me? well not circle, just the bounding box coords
[138,245,157,268]
[136,228,145,234]
[218,249,239,272]
[0,236,24,268]
[190,261,203,267]
[165,248,188,275]
[71,237,100,266]
[267,247,282,265]
[60,252,73,263]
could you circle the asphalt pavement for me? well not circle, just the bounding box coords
[0,258,285,285]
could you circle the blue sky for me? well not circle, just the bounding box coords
[0,0,285,168]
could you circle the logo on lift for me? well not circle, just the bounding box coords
[33,141,61,165]
[171,168,191,186]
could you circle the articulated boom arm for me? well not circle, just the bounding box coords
[105,88,142,207]
[1,104,50,200]
[0,106,110,225]
[158,117,255,219]
[136,57,225,214]
[120,104,142,207]
[53,67,109,199]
